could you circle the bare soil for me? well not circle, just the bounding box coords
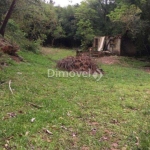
[143,66,150,74]
[94,56,120,65]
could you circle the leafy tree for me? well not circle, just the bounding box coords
[108,4,142,36]
[75,0,116,48]
[55,5,79,47]
[0,0,17,36]
[0,0,150,55]
[0,0,42,37]
[76,19,95,49]
[51,26,65,46]
[0,0,10,23]
[108,0,150,54]
[75,1,96,49]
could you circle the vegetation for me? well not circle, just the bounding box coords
[0,0,150,149]
[0,48,150,149]
[0,0,150,54]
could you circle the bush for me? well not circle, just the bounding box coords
[5,19,40,53]
[21,39,40,53]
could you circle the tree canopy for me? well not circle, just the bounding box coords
[0,0,150,55]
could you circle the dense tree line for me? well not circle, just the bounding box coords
[0,0,150,55]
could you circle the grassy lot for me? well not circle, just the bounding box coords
[0,48,150,150]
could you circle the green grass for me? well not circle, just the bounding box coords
[0,47,150,150]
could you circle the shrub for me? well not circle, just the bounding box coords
[5,19,40,53]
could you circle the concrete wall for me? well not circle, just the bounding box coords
[121,38,136,56]
[112,38,121,55]
[93,36,121,55]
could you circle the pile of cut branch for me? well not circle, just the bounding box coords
[0,37,19,56]
[57,55,103,74]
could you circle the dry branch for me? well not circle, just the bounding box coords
[9,80,13,94]
[57,55,103,74]
[29,102,43,109]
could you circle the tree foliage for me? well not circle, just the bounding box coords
[0,0,150,55]
[108,0,150,54]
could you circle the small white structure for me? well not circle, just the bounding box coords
[98,36,105,51]
[93,36,121,55]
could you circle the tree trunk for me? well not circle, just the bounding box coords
[52,38,55,46]
[0,0,17,37]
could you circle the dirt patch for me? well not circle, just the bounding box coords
[95,56,120,65]
[143,67,150,74]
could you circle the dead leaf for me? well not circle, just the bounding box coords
[42,135,52,143]
[111,119,119,124]
[135,136,139,146]
[6,136,14,140]
[88,122,99,126]
[4,143,8,148]
[43,129,53,135]
[121,145,127,150]
[31,118,35,123]
[81,146,90,150]
[99,136,108,141]
[7,112,16,118]
[6,140,9,144]
[67,112,71,116]
[61,126,68,130]
[29,102,43,109]
[3,116,9,120]
[25,131,29,136]
[72,135,78,147]
[111,143,118,148]
[105,130,112,134]
[90,128,97,135]
[17,72,22,75]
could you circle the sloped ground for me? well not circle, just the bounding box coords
[0,37,19,55]
[143,65,150,74]
[0,37,23,65]
[95,55,150,74]
[0,48,149,149]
